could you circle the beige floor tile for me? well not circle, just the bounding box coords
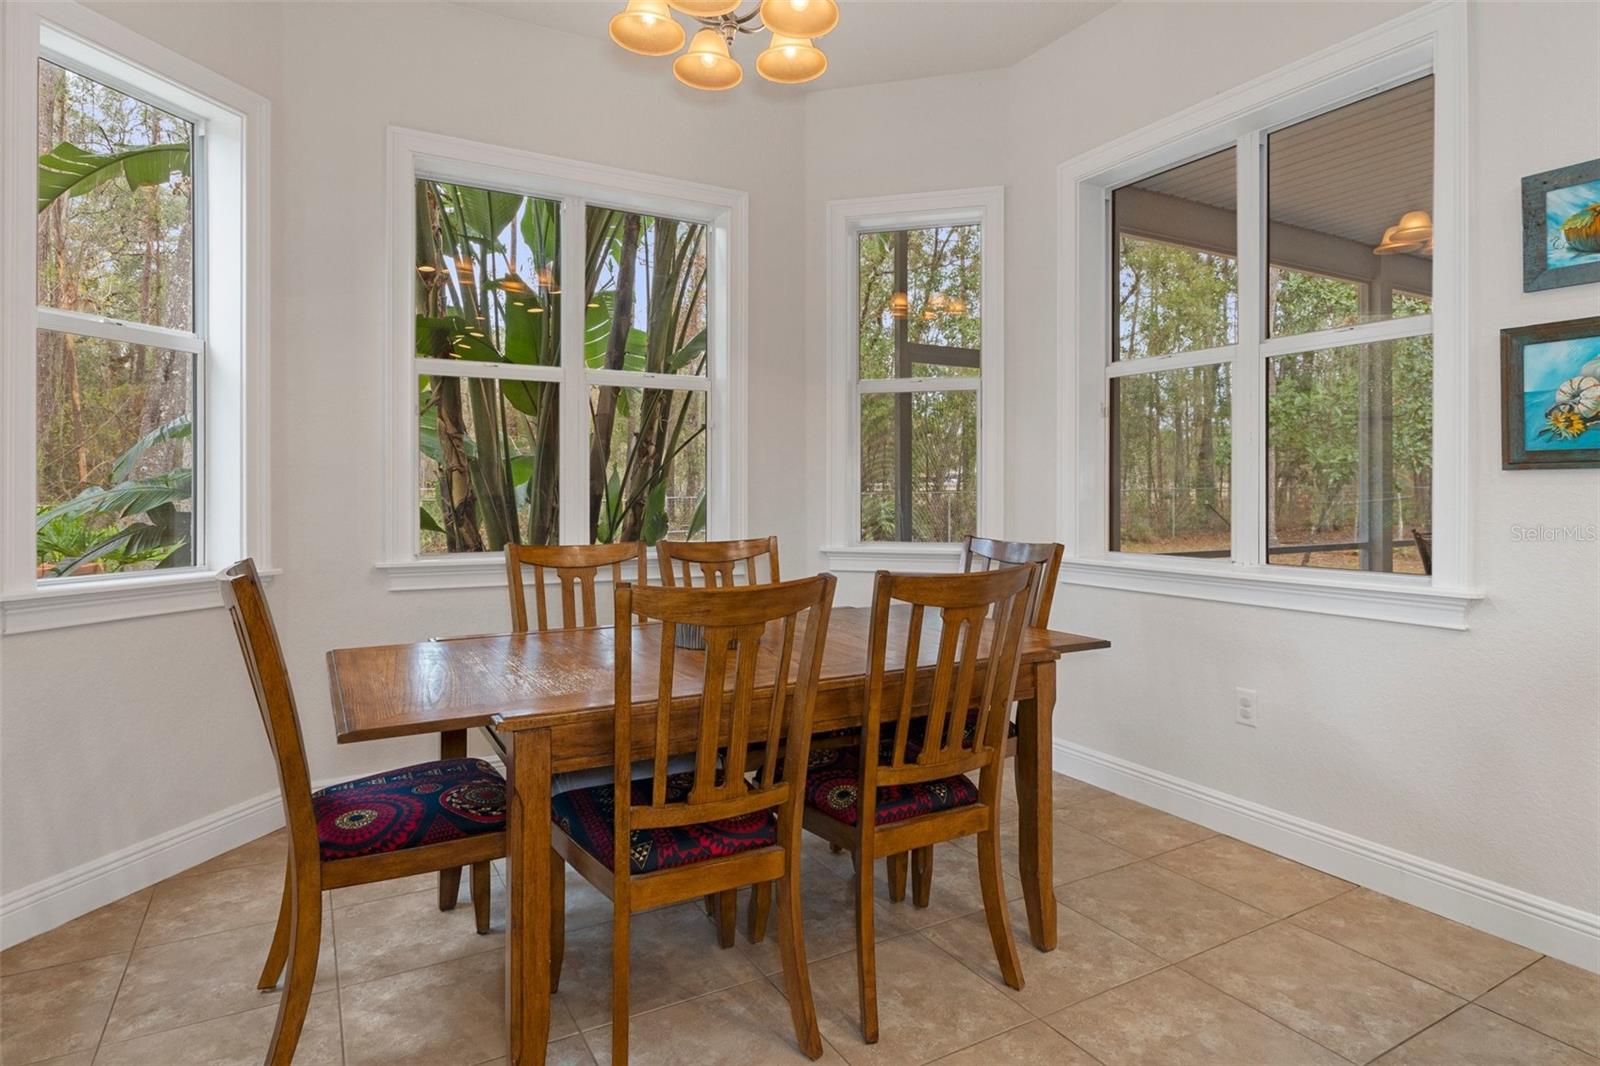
[92,987,342,1065]
[923,903,1163,1014]
[1292,888,1541,998]
[1478,956,1600,1056]
[809,933,1032,1066]
[736,869,922,977]
[586,977,847,1065]
[1153,837,1352,918]
[557,862,616,933]
[0,954,126,1065]
[470,1038,591,1066]
[1373,1004,1598,1065]
[175,830,287,879]
[929,1019,1099,1065]
[331,869,469,910]
[103,915,334,1044]
[1061,862,1273,962]
[1,891,150,977]
[333,877,506,985]
[1044,966,1347,1065]
[557,903,766,1030]
[135,861,288,947]
[28,1053,96,1066]
[1052,773,1113,809]
[1181,921,1463,1063]
[871,842,1024,930]
[1059,794,1216,858]
[950,809,1139,885]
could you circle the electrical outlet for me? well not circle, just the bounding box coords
[1235,687,1258,728]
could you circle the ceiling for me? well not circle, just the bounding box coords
[465,1,1115,91]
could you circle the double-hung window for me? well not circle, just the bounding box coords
[383,130,745,588]
[1,4,269,633]
[1062,7,1475,627]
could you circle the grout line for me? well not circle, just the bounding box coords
[329,890,347,1066]
[1355,998,1476,1064]
[1469,957,1600,1059]
[86,887,153,1062]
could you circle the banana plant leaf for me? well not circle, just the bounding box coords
[420,507,444,534]
[450,185,522,244]
[38,141,190,214]
[35,469,192,530]
[112,415,192,482]
[50,502,190,577]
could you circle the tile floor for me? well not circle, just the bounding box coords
[3,774,1596,1066]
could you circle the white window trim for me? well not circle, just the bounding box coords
[0,1,271,634]
[820,187,1004,572]
[379,128,748,591]
[1056,2,1480,630]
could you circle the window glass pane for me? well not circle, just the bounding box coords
[37,60,194,331]
[859,390,976,543]
[36,330,194,577]
[1113,149,1238,360]
[418,374,558,553]
[1267,76,1433,337]
[1111,365,1232,556]
[416,180,561,367]
[858,226,981,380]
[1267,337,1432,574]
[590,387,706,543]
[586,209,708,377]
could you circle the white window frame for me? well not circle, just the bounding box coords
[0,1,271,634]
[1057,3,1480,630]
[378,128,748,591]
[821,188,1004,572]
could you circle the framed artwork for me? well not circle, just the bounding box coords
[1522,158,1600,292]
[1501,316,1600,469]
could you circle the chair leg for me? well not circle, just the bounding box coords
[438,865,463,911]
[829,842,843,854]
[912,845,933,909]
[852,849,879,1044]
[773,868,824,1059]
[550,850,566,992]
[612,908,630,1066]
[703,893,716,915]
[264,875,321,1066]
[257,860,292,990]
[470,861,491,934]
[716,888,737,949]
[748,880,772,944]
[976,827,1023,991]
[887,852,908,903]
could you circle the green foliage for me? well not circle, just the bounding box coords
[37,141,190,214]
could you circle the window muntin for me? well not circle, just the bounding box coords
[1110,365,1232,557]
[34,60,200,580]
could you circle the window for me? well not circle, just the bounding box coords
[1061,6,1474,627]
[824,189,1002,562]
[384,131,743,585]
[1,4,269,632]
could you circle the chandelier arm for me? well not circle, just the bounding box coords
[692,7,765,34]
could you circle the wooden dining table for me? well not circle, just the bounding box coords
[327,604,1109,1066]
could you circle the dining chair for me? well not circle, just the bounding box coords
[549,574,837,1065]
[799,565,1032,1043]
[656,535,780,588]
[220,560,507,1066]
[505,541,648,632]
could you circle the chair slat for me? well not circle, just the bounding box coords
[506,542,649,633]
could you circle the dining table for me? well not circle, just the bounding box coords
[326,603,1109,1066]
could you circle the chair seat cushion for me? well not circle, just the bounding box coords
[801,747,980,828]
[551,774,776,875]
[313,758,506,862]
[905,711,1019,749]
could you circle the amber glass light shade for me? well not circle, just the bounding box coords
[756,33,826,83]
[668,0,740,15]
[609,0,685,56]
[673,28,743,90]
[759,0,839,38]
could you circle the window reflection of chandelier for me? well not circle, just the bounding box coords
[608,0,838,91]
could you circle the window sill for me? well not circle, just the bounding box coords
[1,567,278,635]
[378,554,665,592]
[818,543,963,573]
[1061,555,1482,630]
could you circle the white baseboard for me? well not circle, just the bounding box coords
[1054,739,1600,973]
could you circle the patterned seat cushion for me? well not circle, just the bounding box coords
[801,746,979,828]
[313,758,506,862]
[551,773,776,875]
[905,710,1019,749]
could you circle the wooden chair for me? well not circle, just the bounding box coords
[656,535,779,588]
[1412,528,1433,575]
[549,574,837,1065]
[505,541,648,632]
[220,560,506,1066]
[800,566,1033,1043]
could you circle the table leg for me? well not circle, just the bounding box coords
[1015,659,1057,951]
[438,729,468,910]
[505,728,553,1066]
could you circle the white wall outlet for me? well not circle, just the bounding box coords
[1235,687,1258,728]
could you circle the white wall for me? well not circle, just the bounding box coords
[800,1,1599,959]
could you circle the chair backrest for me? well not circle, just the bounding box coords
[656,536,779,589]
[506,541,648,632]
[961,535,1064,628]
[610,574,835,875]
[865,566,1032,792]
[219,559,319,868]
[1412,528,1433,576]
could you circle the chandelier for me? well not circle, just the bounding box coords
[608,0,839,91]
